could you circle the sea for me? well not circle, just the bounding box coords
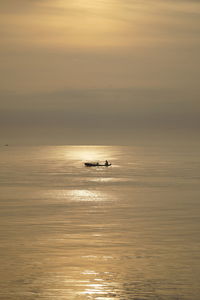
[0,145,200,300]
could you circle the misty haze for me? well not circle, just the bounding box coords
[0,1,200,299]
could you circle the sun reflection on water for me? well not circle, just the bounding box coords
[68,189,104,201]
[66,146,114,162]
[79,269,118,299]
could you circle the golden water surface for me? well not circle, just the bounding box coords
[0,145,200,299]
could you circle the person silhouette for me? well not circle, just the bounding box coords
[105,160,109,166]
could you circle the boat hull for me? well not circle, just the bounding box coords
[84,163,111,167]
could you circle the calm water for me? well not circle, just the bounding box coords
[0,145,200,300]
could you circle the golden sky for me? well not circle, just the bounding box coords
[0,0,200,144]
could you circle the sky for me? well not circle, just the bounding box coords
[0,0,200,145]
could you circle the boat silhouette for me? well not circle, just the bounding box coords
[84,162,111,167]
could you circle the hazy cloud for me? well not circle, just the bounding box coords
[0,0,199,144]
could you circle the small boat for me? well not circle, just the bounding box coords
[84,162,111,167]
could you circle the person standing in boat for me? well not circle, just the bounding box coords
[105,160,109,166]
